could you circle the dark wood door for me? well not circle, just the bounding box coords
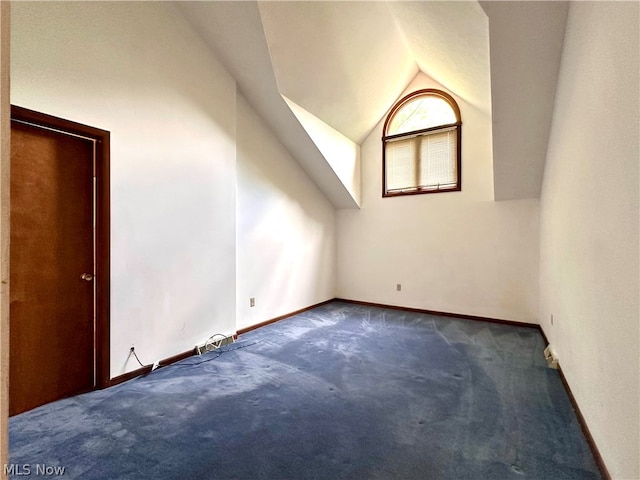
[10,119,96,415]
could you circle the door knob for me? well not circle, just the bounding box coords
[81,273,94,281]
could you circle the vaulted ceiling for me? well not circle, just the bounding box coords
[176,1,568,207]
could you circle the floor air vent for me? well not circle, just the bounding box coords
[196,334,235,355]
[544,345,559,369]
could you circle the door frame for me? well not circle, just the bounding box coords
[10,105,110,389]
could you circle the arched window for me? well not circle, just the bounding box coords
[382,89,462,197]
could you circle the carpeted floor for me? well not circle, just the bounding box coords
[9,302,601,479]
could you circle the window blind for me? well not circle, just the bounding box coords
[385,127,457,192]
[386,137,416,191]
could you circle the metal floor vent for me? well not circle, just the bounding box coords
[195,334,235,355]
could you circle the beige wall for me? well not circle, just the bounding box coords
[539,2,639,478]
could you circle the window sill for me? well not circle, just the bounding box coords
[383,186,461,198]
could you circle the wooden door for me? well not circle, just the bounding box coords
[9,108,110,415]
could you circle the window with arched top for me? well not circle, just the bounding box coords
[382,89,462,197]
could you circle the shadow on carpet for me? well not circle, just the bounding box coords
[9,302,601,479]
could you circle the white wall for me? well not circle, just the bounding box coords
[282,95,361,206]
[337,72,540,323]
[236,94,335,331]
[11,2,238,377]
[483,1,568,202]
[539,2,639,478]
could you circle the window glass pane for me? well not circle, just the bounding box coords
[386,137,416,191]
[388,96,457,135]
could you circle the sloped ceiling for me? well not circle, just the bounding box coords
[257,1,418,144]
[176,1,567,206]
[387,1,491,116]
[175,1,360,208]
[481,1,569,201]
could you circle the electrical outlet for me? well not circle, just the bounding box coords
[396,284,402,291]
[250,297,255,307]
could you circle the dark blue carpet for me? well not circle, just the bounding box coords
[9,302,601,479]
